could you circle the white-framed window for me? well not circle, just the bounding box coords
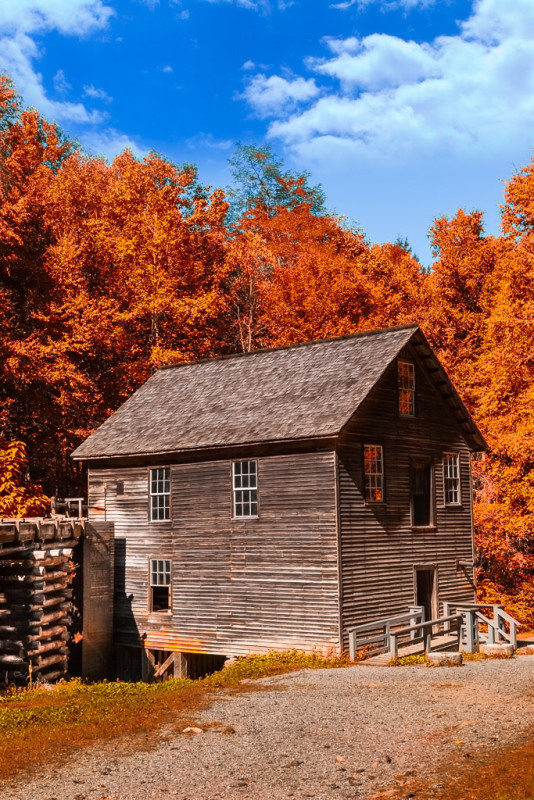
[364,445,384,502]
[398,361,415,416]
[150,558,171,611]
[233,460,258,517]
[443,452,461,505]
[150,467,170,521]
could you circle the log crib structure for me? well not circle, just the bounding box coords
[0,518,83,685]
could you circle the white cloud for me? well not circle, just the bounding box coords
[83,84,113,101]
[80,128,147,161]
[0,0,113,124]
[0,0,113,36]
[251,0,534,163]
[0,32,104,123]
[331,0,436,9]
[162,65,174,73]
[242,74,320,117]
[53,68,71,95]
[201,0,288,10]
[312,34,440,91]
[186,132,233,150]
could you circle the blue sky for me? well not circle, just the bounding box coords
[1,0,534,265]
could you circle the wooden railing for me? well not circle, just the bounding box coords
[348,606,424,660]
[349,602,521,661]
[443,602,520,652]
[388,614,463,658]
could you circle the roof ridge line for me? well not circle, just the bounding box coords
[160,323,420,372]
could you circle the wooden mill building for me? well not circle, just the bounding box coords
[73,324,485,678]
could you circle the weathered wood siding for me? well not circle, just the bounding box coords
[337,343,476,649]
[88,450,339,657]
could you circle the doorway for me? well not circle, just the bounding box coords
[415,567,437,622]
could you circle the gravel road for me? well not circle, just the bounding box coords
[4,656,534,800]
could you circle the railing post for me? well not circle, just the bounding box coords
[496,606,507,643]
[491,605,500,642]
[454,615,461,650]
[349,629,356,661]
[510,618,517,650]
[425,627,433,653]
[463,609,476,653]
[409,605,424,640]
[442,602,451,633]
[389,631,398,658]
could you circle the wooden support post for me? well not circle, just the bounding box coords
[173,652,189,679]
[154,652,175,679]
[348,629,356,661]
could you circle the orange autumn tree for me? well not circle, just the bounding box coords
[0,438,48,517]
[227,146,425,349]
[0,77,76,495]
[18,149,232,493]
[470,163,534,624]
[425,202,534,626]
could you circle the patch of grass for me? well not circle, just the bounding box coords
[0,650,348,781]
[387,654,430,667]
[462,651,487,661]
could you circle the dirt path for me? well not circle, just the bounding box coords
[4,656,534,800]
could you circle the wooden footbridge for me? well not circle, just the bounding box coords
[348,603,520,665]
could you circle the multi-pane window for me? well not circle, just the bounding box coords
[364,445,384,502]
[233,460,258,517]
[398,361,415,416]
[150,467,170,521]
[150,559,171,611]
[443,453,460,505]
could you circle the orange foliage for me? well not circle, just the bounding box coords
[0,439,48,517]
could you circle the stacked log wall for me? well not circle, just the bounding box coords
[0,520,83,684]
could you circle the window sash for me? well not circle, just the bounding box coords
[233,461,258,517]
[443,453,460,505]
[398,361,415,416]
[150,558,171,587]
[364,445,384,502]
[150,468,170,521]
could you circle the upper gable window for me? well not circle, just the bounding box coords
[364,445,384,502]
[443,453,461,505]
[398,361,415,416]
[150,467,170,521]
[233,460,258,517]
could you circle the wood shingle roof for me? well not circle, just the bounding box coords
[72,324,485,460]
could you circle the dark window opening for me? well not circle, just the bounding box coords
[412,463,432,526]
[150,558,171,612]
[416,568,436,622]
[151,585,170,612]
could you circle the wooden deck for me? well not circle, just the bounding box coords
[359,633,460,666]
